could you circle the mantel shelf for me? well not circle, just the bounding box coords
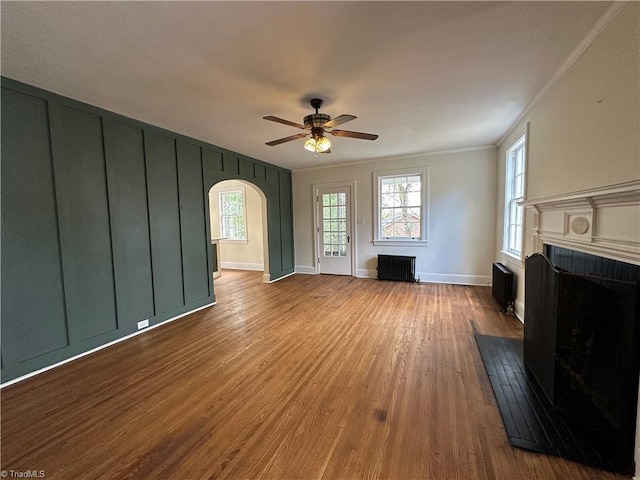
[520,179,640,211]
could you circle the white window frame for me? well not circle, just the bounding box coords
[502,127,528,260]
[219,187,247,243]
[373,167,429,247]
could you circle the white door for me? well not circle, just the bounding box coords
[316,186,352,275]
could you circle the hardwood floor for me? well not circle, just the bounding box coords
[1,271,631,480]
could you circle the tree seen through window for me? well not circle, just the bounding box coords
[220,190,246,240]
[380,175,422,239]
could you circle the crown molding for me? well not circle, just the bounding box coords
[292,145,496,173]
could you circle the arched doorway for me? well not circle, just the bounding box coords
[208,179,269,283]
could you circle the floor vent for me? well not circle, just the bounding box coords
[377,255,416,283]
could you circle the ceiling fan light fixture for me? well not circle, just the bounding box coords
[304,137,317,152]
[304,136,331,153]
[315,136,331,152]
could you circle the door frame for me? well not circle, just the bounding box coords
[312,181,357,276]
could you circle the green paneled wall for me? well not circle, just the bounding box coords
[177,141,211,303]
[103,119,155,328]
[58,107,119,342]
[145,131,185,314]
[1,89,69,363]
[0,77,295,383]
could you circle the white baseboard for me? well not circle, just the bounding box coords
[295,265,317,274]
[514,298,525,324]
[297,267,492,287]
[221,261,264,271]
[0,302,216,388]
[264,271,295,283]
[357,269,491,286]
[419,273,491,286]
[356,269,377,279]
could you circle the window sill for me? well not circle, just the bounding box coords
[373,240,429,247]
[500,250,524,268]
[221,239,248,244]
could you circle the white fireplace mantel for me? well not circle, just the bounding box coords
[521,179,640,266]
[521,179,640,476]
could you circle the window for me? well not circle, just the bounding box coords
[503,132,527,258]
[219,189,246,241]
[374,168,428,246]
[321,192,348,257]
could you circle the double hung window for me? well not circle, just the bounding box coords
[219,189,246,241]
[374,168,428,246]
[503,134,527,258]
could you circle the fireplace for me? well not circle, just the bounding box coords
[524,246,640,465]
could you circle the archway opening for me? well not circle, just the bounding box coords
[208,179,269,284]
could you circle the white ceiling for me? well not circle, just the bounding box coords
[1,1,611,171]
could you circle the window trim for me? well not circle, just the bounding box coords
[502,125,528,261]
[373,167,429,247]
[218,186,248,243]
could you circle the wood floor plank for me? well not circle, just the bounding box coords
[0,271,631,480]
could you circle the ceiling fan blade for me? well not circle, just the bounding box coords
[330,129,378,140]
[263,116,306,130]
[265,133,309,146]
[323,114,356,128]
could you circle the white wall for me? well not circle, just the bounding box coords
[294,147,498,285]
[495,3,639,321]
[209,180,264,270]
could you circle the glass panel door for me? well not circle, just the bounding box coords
[317,186,352,275]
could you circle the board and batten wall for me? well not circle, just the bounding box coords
[494,3,639,320]
[209,180,265,271]
[293,147,497,285]
[1,77,294,383]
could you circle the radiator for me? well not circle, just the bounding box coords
[492,262,514,313]
[377,255,416,283]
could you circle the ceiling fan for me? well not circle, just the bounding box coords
[263,98,378,154]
